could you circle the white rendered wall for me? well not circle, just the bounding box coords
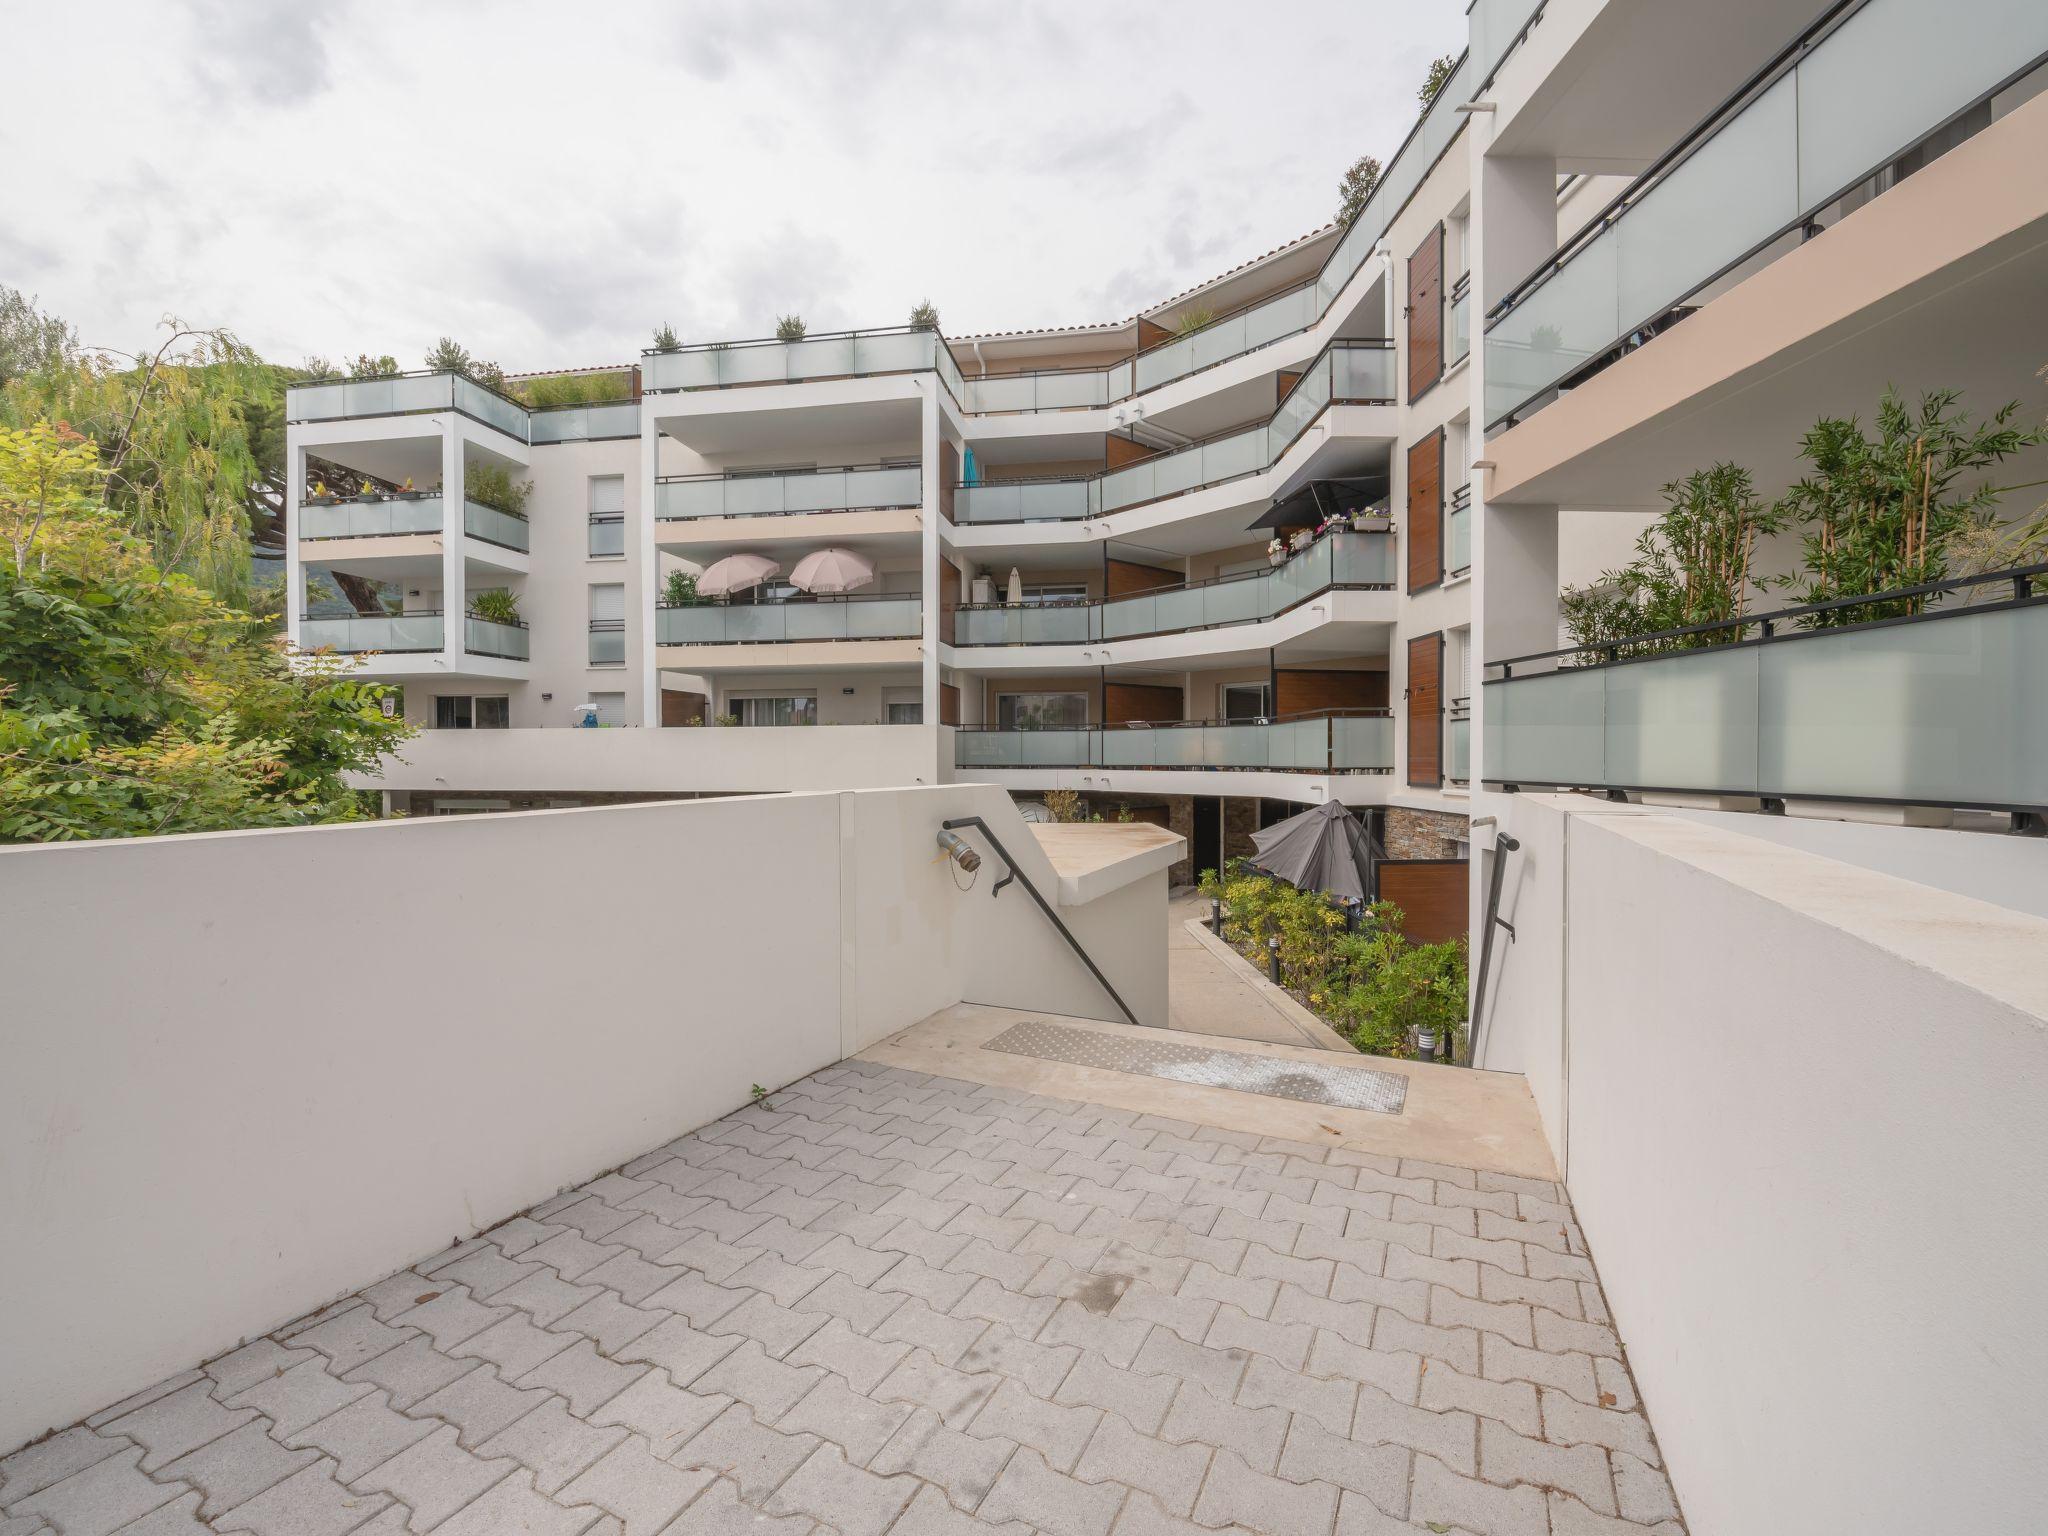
[0,785,1175,1455]
[1476,795,2048,1536]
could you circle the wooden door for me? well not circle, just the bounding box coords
[1406,632,1442,788]
[1407,431,1444,593]
[1407,223,1444,400]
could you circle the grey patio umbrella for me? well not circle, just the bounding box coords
[1247,800,1375,903]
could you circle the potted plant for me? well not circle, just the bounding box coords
[468,588,522,626]
[1267,538,1286,565]
[775,314,807,342]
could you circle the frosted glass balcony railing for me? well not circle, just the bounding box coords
[298,612,444,654]
[462,500,529,552]
[529,402,641,443]
[1467,0,1547,90]
[962,367,1126,414]
[1447,276,1471,367]
[1447,709,1472,783]
[1447,485,1472,576]
[954,341,1394,525]
[1485,0,2048,427]
[1481,575,2048,810]
[299,495,442,540]
[1132,283,1322,393]
[464,616,530,661]
[285,371,538,442]
[642,328,946,391]
[588,621,625,666]
[954,531,1394,646]
[657,464,920,521]
[952,713,1393,773]
[655,595,922,645]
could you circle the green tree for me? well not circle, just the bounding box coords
[651,323,682,353]
[908,300,939,331]
[775,314,807,341]
[1419,53,1456,109]
[1777,387,2045,624]
[1336,155,1382,225]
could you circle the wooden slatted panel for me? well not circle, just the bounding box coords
[1107,558,1180,597]
[939,683,960,726]
[660,689,705,727]
[1105,682,1184,723]
[1407,431,1443,593]
[1378,860,1468,944]
[1105,434,1162,470]
[1407,632,1442,788]
[1274,669,1388,714]
[1407,223,1444,400]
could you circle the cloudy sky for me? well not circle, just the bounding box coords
[2,0,1463,372]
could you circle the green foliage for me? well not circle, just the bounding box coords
[1777,387,2044,624]
[1169,306,1217,338]
[909,300,939,331]
[1419,54,1456,108]
[1561,463,1781,655]
[349,354,400,379]
[1195,866,1468,1058]
[463,460,531,517]
[774,314,807,342]
[1337,154,1383,225]
[1043,788,1090,823]
[301,355,343,381]
[0,288,77,389]
[663,568,701,606]
[511,371,633,408]
[651,323,682,353]
[467,587,521,625]
[423,338,507,393]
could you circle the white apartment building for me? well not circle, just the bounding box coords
[287,0,2048,926]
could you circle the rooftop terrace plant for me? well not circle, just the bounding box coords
[651,323,681,353]
[467,587,521,625]
[463,460,530,518]
[512,371,633,409]
[775,315,807,342]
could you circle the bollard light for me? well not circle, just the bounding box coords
[1267,933,1282,984]
[1210,898,1223,935]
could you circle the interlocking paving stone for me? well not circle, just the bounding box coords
[5,1059,1683,1536]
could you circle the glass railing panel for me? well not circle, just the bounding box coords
[1101,591,1157,640]
[452,377,528,440]
[587,625,624,665]
[299,613,444,654]
[932,338,963,398]
[1468,0,1544,86]
[1019,728,1090,766]
[1203,576,1265,628]
[589,518,625,556]
[849,465,920,507]
[1446,715,1471,781]
[1151,585,1211,634]
[954,481,1092,523]
[724,605,790,642]
[465,617,530,660]
[786,335,858,379]
[853,331,932,375]
[725,475,792,516]
[1482,668,1606,785]
[1331,344,1395,402]
[1758,603,2046,806]
[643,351,718,390]
[1613,74,1798,346]
[1484,232,1621,427]
[462,500,529,552]
[658,479,721,519]
[1604,646,1761,792]
[722,345,792,385]
[289,382,347,420]
[1333,530,1397,586]
[1447,494,1472,575]
[1100,460,1156,514]
[1265,719,1321,770]
[300,495,443,540]
[1107,361,1133,399]
[1448,287,1471,366]
[1200,428,1264,486]
[1267,541,1330,612]
[844,597,921,638]
[530,402,640,442]
[966,376,1036,413]
[654,607,724,644]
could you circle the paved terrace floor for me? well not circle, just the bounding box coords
[0,1011,1684,1536]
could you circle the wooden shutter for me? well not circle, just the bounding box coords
[1377,860,1468,943]
[1406,632,1443,788]
[1407,223,1444,400]
[1407,431,1444,593]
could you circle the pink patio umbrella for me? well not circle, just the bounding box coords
[696,553,782,596]
[788,547,878,595]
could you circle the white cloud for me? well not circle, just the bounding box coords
[0,0,1464,368]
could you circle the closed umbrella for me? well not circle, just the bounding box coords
[788,547,877,594]
[1247,800,1375,904]
[697,553,781,597]
[1006,567,1024,606]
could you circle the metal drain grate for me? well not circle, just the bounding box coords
[983,1021,1407,1115]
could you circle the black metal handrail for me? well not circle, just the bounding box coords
[655,590,921,611]
[656,462,919,484]
[958,708,1392,733]
[641,322,936,357]
[301,607,446,621]
[1487,563,2048,677]
[940,816,1140,1028]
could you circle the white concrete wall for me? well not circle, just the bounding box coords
[0,785,1175,1455]
[1475,795,2048,1536]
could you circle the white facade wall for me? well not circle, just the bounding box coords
[1476,795,2048,1536]
[0,785,1175,1454]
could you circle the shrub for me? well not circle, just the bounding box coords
[1169,306,1216,338]
[463,461,531,517]
[651,323,681,353]
[467,588,521,625]
[1044,788,1089,823]
[663,568,700,606]
[909,301,939,331]
[512,370,633,408]
[774,314,807,341]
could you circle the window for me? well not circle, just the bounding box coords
[434,695,509,729]
[588,476,625,552]
[1222,684,1270,722]
[732,694,816,726]
[590,692,627,726]
[1021,583,1088,606]
[589,583,625,664]
[997,692,1088,729]
[883,686,922,725]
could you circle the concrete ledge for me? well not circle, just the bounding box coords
[1180,917,1357,1053]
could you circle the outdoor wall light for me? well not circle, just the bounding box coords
[937,828,982,873]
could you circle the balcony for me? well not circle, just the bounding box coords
[1482,568,2048,813]
[954,711,1393,773]
[1447,273,1471,369]
[464,615,530,661]
[528,401,640,443]
[286,371,530,442]
[1484,0,2048,427]
[656,464,921,521]
[953,341,1394,525]
[655,593,922,645]
[642,326,964,396]
[297,611,444,655]
[954,530,1394,647]
[462,500,529,553]
[298,493,442,541]
[1447,484,1472,577]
